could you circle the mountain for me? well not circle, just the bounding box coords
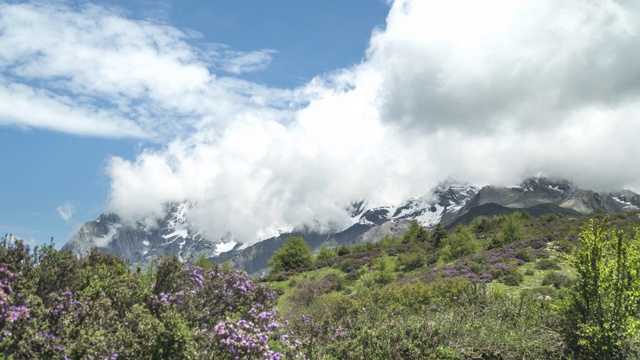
[62,202,235,263]
[62,176,640,274]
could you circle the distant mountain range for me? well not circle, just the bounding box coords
[63,176,640,274]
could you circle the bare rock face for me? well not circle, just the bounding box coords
[62,203,221,264]
[63,175,640,275]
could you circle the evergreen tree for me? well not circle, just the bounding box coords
[501,213,523,244]
[402,220,430,243]
[431,223,448,247]
[268,236,314,273]
[316,245,337,261]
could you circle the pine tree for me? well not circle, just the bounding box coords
[268,236,314,273]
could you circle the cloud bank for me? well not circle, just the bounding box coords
[3,0,640,243]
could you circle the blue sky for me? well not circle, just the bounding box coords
[0,0,388,246]
[2,0,640,247]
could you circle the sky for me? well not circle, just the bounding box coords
[2,0,640,248]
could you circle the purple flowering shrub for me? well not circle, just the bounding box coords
[0,236,304,359]
[149,259,304,359]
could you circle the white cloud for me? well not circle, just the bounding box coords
[106,0,640,244]
[5,0,640,244]
[0,1,288,139]
[56,203,75,223]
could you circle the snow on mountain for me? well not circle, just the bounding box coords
[347,178,480,229]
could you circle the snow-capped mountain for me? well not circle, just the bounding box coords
[347,177,479,229]
[62,202,236,263]
[63,176,640,274]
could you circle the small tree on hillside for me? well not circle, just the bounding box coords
[431,223,448,247]
[566,218,640,359]
[268,237,314,273]
[501,213,523,244]
[402,220,430,243]
[316,245,337,261]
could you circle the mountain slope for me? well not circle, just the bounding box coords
[63,176,640,274]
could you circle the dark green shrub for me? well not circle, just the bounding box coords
[515,247,534,262]
[268,236,314,273]
[534,258,561,270]
[338,258,361,273]
[337,245,350,256]
[524,268,535,276]
[541,271,571,289]
[501,268,524,286]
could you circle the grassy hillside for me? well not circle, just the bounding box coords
[262,211,640,359]
[3,210,640,359]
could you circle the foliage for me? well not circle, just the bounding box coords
[372,253,394,285]
[440,226,481,262]
[268,236,314,273]
[402,220,429,243]
[396,244,427,272]
[565,218,640,359]
[542,271,572,289]
[515,247,535,262]
[0,237,303,359]
[431,222,448,247]
[316,245,337,261]
[536,258,562,270]
[501,212,524,245]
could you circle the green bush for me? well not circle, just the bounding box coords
[316,245,337,261]
[268,236,314,273]
[501,268,524,286]
[373,254,395,285]
[541,271,571,289]
[338,258,361,273]
[501,213,523,244]
[565,218,640,359]
[534,258,561,270]
[396,245,427,272]
[515,247,534,262]
[440,226,481,261]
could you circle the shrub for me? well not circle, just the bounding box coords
[501,213,523,244]
[338,258,361,273]
[541,271,571,289]
[396,245,427,272]
[534,258,561,270]
[268,236,314,273]
[565,218,640,359]
[337,245,350,256]
[515,247,534,262]
[373,254,395,285]
[501,268,524,286]
[316,245,337,261]
[440,226,481,261]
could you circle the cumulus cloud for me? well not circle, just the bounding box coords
[56,203,75,223]
[0,1,290,139]
[6,0,640,243]
[107,0,640,243]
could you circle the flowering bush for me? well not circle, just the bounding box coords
[0,237,303,359]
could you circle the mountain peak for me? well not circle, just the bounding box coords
[515,176,576,195]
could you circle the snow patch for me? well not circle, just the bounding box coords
[163,229,188,239]
[216,241,238,254]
